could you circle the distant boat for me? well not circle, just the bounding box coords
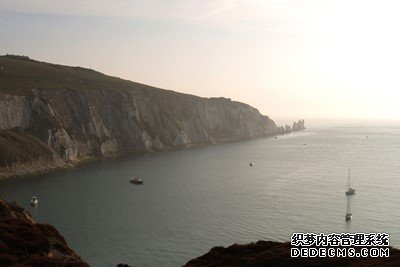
[345,170,356,195]
[249,162,254,167]
[130,177,143,184]
[30,196,38,206]
[345,196,352,221]
[274,136,277,139]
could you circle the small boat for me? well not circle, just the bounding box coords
[345,169,356,195]
[249,162,254,167]
[130,178,143,184]
[274,136,277,139]
[30,196,38,206]
[346,188,356,195]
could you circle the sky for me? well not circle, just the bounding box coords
[1,0,400,122]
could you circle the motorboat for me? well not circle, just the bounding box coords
[130,178,143,184]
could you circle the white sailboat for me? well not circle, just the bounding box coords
[30,196,38,206]
[345,169,356,195]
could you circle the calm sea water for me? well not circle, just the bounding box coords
[1,126,400,266]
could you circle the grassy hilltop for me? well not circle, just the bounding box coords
[0,54,177,97]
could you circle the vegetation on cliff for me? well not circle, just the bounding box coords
[0,198,88,266]
[0,54,184,96]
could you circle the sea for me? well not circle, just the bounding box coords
[1,123,400,266]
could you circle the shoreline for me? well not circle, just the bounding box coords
[0,130,303,180]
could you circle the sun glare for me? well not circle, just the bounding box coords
[294,0,400,119]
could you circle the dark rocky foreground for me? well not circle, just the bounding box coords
[0,198,88,266]
[0,55,305,178]
[184,241,400,267]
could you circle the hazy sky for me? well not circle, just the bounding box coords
[1,0,400,121]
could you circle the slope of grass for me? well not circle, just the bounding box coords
[0,55,186,97]
[0,128,54,167]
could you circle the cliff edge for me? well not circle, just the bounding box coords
[0,198,88,266]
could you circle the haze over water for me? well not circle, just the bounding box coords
[0,125,399,266]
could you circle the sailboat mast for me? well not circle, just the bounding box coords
[347,169,351,188]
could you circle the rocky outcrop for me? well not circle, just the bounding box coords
[0,198,88,266]
[285,124,292,134]
[0,56,305,178]
[185,241,400,267]
[274,120,305,135]
[292,119,306,131]
[276,126,286,135]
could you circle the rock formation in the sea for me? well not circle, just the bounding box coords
[0,55,305,178]
[292,119,305,131]
[285,124,292,134]
[276,126,286,135]
[0,198,88,266]
[184,241,400,267]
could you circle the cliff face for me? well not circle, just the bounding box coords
[0,198,88,266]
[0,88,279,178]
[0,56,303,178]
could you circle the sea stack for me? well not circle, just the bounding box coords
[292,119,305,131]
